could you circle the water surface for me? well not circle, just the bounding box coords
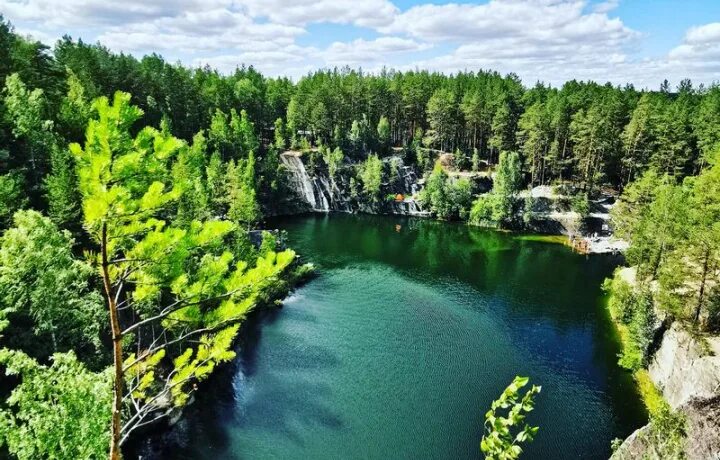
[157,214,645,459]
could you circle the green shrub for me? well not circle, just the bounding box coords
[603,271,657,371]
[571,193,590,218]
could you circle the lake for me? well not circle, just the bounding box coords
[153,214,646,460]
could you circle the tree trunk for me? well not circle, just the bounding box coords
[694,247,711,325]
[102,223,124,460]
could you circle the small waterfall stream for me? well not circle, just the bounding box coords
[281,153,327,211]
[280,151,426,215]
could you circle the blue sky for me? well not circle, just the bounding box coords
[1,0,719,88]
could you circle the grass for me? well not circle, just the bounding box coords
[514,234,569,245]
[604,286,669,417]
[634,369,666,417]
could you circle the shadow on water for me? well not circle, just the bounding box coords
[135,304,343,459]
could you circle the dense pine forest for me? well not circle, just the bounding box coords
[0,13,718,459]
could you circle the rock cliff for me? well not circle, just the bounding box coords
[612,323,720,459]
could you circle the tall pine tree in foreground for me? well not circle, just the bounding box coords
[71,92,295,458]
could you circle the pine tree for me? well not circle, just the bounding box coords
[70,92,295,457]
[377,115,391,154]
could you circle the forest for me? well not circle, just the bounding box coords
[0,13,718,459]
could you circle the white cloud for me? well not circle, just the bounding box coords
[661,22,720,85]
[593,0,619,14]
[95,9,304,55]
[683,22,720,45]
[1,0,719,88]
[195,47,318,77]
[371,0,645,86]
[324,37,431,65]
[381,0,637,47]
[237,0,399,28]
[1,0,224,28]
[669,22,720,62]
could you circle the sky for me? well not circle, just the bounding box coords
[1,0,719,88]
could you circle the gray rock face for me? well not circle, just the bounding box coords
[683,396,720,459]
[612,323,720,459]
[611,397,720,460]
[279,152,430,216]
[610,426,652,460]
[648,323,720,409]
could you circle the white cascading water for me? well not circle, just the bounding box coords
[280,153,318,209]
[315,177,331,211]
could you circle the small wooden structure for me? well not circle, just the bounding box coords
[569,236,590,254]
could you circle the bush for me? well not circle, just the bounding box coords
[571,193,590,218]
[603,271,657,371]
[647,404,687,458]
[470,193,500,227]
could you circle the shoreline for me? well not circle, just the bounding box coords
[268,209,628,255]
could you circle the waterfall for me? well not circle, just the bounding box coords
[313,177,330,211]
[280,151,426,215]
[280,153,319,210]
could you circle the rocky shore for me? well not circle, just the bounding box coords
[612,323,720,459]
[280,151,627,253]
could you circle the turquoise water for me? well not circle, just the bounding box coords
[155,214,646,459]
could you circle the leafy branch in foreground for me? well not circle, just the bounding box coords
[71,91,295,458]
[481,376,542,460]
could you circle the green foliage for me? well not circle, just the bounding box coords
[3,73,57,197]
[472,148,481,172]
[0,349,112,460]
[4,73,51,142]
[489,99,517,157]
[613,154,720,328]
[470,193,501,226]
[644,404,687,459]
[0,210,105,359]
[0,172,27,227]
[359,154,384,201]
[273,117,287,150]
[603,271,656,370]
[226,154,260,227]
[58,69,92,141]
[481,376,542,460]
[454,147,470,171]
[470,151,522,227]
[517,102,551,185]
[71,92,297,446]
[0,26,717,230]
[208,108,258,161]
[419,162,472,219]
[173,132,210,225]
[570,193,590,218]
[377,115,391,153]
[44,146,81,228]
[169,325,239,406]
[426,88,457,151]
[206,151,226,216]
[522,193,534,226]
[259,230,278,256]
[323,146,344,181]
